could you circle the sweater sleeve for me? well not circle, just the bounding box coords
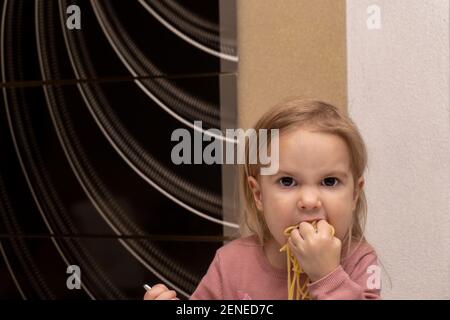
[307,251,381,300]
[189,251,223,300]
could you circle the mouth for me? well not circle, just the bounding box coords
[302,219,321,224]
[280,219,335,254]
[296,219,322,227]
[283,219,335,238]
[283,219,323,236]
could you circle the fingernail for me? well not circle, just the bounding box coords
[143,284,152,291]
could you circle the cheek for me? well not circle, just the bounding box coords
[260,190,293,245]
[330,214,353,241]
[325,191,355,240]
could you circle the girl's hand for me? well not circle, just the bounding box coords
[288,219,342,282]
[143,284,179,300]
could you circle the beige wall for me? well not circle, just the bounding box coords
[237,0,347,129]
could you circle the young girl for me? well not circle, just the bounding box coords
[144,99,381,300]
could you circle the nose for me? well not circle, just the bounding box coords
[297,186,322,211]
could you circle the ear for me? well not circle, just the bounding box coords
[352,176,365,210]
[247,176,263,211]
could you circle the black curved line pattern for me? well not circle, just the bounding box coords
[140,0,237,58]
[0,0,238,299]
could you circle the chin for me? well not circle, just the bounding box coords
[275,236,287,247]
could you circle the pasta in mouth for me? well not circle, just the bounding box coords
[279,220,335,300]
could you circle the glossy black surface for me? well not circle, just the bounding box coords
[1,0,236,83]
[0,0,237,299]
[0,236,221,299]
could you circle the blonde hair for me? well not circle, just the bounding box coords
[239,98,368,258]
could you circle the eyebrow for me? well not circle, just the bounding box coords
[275,170,349,178]
[324,171,349,178]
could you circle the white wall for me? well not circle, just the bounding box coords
[347,0,450,299]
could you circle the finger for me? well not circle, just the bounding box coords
[289,228,305,250]
[155,290,177,300]
[316,219,333,237]
[144,284,169,300]
[298,221,315,239]
[333,237,342,250]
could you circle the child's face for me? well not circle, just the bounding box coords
[248,127,364,248]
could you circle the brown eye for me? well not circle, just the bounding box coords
[279,177,296,187]
[321,177,339,187]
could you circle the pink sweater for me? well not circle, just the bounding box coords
[190,235,381,300]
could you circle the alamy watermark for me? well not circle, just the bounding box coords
[366,265,381,290]
[171,121,279,175]
[66,5,81,30]
[66,265,81,290]
[367,4,382,30]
